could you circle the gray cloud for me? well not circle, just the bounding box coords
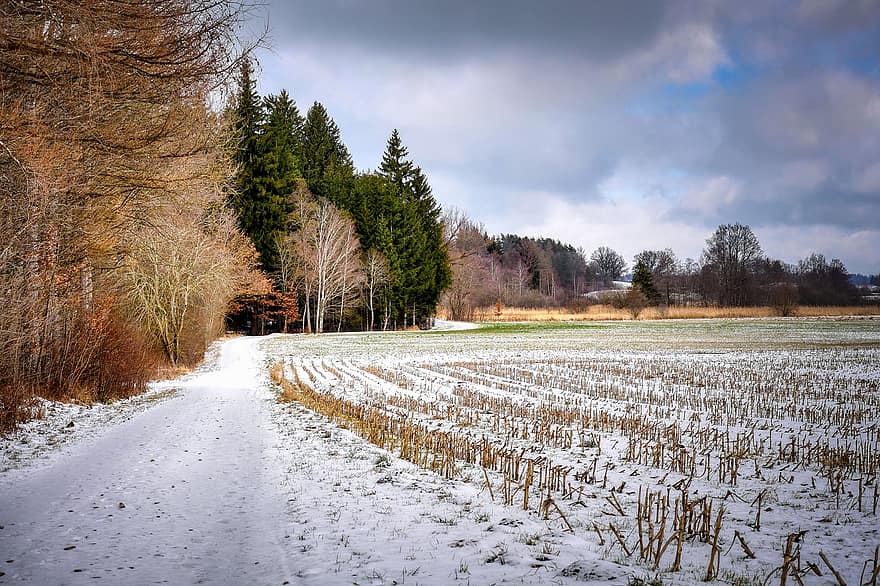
[264,1,665,63]
[253,0,880,273]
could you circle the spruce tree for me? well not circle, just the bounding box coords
[632,260,659,303]
[379,129,414,194]
[375,130,450,326]
[300,102,354,207]
[251,90,302,271]
[229,58,263,226]
[229,64,302,273]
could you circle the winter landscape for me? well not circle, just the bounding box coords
[3,1,880,585]
[3,318,879,584]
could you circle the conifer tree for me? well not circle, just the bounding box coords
[300,102,354,207]
[229,66,300,273]
[250,90,302,270]
[375,130,450,326]
[230,58,263,225]
[379,129,414,193]
[632,260,659,303]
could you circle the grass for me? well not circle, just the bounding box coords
[472,304,880,322]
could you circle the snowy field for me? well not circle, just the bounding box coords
[1,318,879,584]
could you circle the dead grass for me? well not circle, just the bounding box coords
[473,305,880,322]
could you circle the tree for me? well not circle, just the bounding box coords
[631,260,659,303]
[634,248,678,305]
[796,253,858,305]
[288,181,363,333]
[300,102,354,207]
[373,130,450,327]
[229,70,299,273]
[591,246,626,285]
[0,0,259,426]
[252,90,302,270]
[701,223,763,306]
[380,129,414,193]
[768,283,799,317]
[442,210,493,321]
[363,249,390,331]
[125,205,261,366]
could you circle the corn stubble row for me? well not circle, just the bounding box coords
[270,344,880,582]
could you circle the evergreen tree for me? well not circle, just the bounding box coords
[249,90,303,271]
[374,130,450,325]
[632,260,659,303]
[227,60,295,273]
[300,102,354,207]
[229,58,262,226]
[379,129,414,193]
[408,166,451,318]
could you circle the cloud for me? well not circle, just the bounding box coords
[253,1,880,273]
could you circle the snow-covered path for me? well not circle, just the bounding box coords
[0,337,296,584]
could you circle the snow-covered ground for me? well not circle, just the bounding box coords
[0,332,620,585]
[431,319,481,331]
[2,318,879,585]
[0,337,301,584]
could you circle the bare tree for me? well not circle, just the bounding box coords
[289,183,363,333]
[443,253,490,321]
[701,223,764,306]
[441,210,494,320]
[591,246,627,285]
[125,207,259,365]
[363,249,390,331]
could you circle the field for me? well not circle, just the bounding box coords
[463,305,880,322]
[264,318,880,584]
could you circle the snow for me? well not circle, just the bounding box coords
[0,337,296,584]
[0,333,619,585]
[431,319,481,331]
[2,318,879,585]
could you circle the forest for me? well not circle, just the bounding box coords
[226,61,449,335]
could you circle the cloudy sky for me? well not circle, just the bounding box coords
[250,1,880,273]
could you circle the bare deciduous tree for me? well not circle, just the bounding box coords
[701,223,764,306]
[288,183,363,333]
[363,249,390,331]
[125,207,260,365]
[591,246,627,285]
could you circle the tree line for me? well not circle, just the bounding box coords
[443,217,864,319]
[0,1,265,431]
[227,61,450,333]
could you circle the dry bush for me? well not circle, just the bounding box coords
[124,206,262,366]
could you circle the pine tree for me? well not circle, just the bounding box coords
[632,260,659,303]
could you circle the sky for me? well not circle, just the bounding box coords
[248,1,880,274]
